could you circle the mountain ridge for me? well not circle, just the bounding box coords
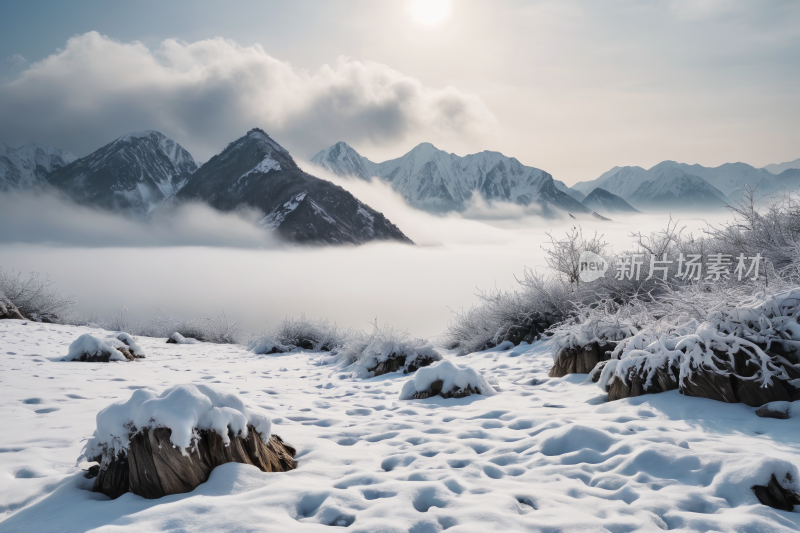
[311,141,591,217]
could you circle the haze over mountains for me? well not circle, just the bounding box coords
[3,128,799,243]
[313,141,800,215]
[573,159,800,212]
[311,141,594,218]
[0,130,412,246]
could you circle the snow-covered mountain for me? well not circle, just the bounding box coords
[0,142,77,190]
[627,167,728,210]
[311,141,590,217]
[581,188,639,213]
[573,161,741,211]
[47,131,197,213]
[178,129,412,245]
[763,157,800,175]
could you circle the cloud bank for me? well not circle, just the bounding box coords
[0,32,495,160]
[0,191,281,248]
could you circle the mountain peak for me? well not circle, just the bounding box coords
[47,131,197,213]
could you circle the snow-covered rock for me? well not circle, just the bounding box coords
[399,360,497,400]
[66,333,135,362]
[109,332,145,358]
[166,332,201,345]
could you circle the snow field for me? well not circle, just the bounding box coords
[1,320,799,532]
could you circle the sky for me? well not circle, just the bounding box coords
[1,0,799,185]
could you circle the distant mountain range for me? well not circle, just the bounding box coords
[1,130,412,246]
[572,159,800,212]
[3,129,799,235]
[312,141,800,216]
[311,141,598,218]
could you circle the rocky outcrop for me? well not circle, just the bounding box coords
[549,342,614,378]
[91,425,296,500]
[752,474,800,511]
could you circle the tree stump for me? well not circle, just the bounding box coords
[92,425,296,499]
[549,343,613,378]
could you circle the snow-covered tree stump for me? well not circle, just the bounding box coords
[93,427,296,499]
[82,384,297,499]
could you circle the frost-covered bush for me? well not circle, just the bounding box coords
[550,299,651,353]
[445,272,573,354]
[249,315,348,354]
[341,322,442,376]
[399,360,497,400]
[0,268,75,322]
[78,308,245,345]
[595,289,800,398]
[446,193,800,354]
[81,384,271,467]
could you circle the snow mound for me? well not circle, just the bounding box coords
[167,332,201,345]
[82,384,272,466]
[110,332,145,357]
[67,334,129,362]
[399,360,497,400]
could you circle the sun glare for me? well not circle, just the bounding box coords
[409,0,451,27]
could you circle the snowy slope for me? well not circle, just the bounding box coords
[178,129,412,245]
[312,142,589,216]
[47,131,197,214]
[627,166,729,211]
[669,161,776,197]
[1,320,799,531]
[581,187,639,213]
[0,142,77,190]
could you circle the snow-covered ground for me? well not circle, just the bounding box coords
[1,320,799,532]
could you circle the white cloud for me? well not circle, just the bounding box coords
[6,54,26,65]
[0,32,496,160]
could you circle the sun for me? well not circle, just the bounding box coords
[408,0,451,27]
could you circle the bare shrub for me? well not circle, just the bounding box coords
[0,268,75,322]
[249,315,348,353]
